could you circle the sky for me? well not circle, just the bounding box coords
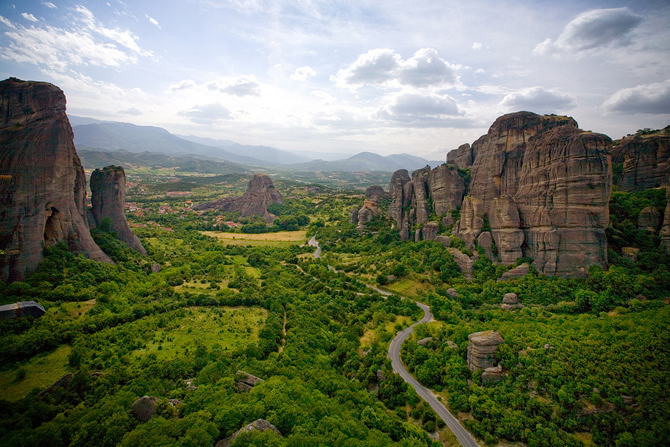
[0,0,669,159]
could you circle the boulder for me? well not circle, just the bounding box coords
[417,337,433,346]
[38,372,72,396]
[236,370,264,392]
[442,215,454,227]
[376,369,386,382]
[446,143,477,170]
[131,396,157,422]
[446,288,459,298]
[498,263,530,281]
[612,131,670,191]
[89,166,147,254]
[467,330,504,372]
[216,419,282,447]
[638,206,662,232]
[482,365,504,384]
[0,78,112,282]
[422,222,439,241]
[502,293,519,304]
[193,174,283,223]
[446,340,459,349]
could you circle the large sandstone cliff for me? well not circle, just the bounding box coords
[89,165,147,254]
[193,174,283,222]
[455,112,612,277]
[611,129,670,191]
[0,78,111,282]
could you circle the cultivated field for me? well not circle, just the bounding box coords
[201,230,307,247]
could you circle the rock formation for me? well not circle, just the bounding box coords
[388,169,413,240]
[498,263,530,281]
[454,112,612,277]
[611,129,670,191]
[482,365,504,384]
[357,200,382,226]
[348,207,359,224]
[193,174,283,222]
[446,143,477,170]
[89,165,146,254]
[216,419,282,447]
[365,185,388,201]
[637,206,662,232]
[131,396,157,422]
[235,370,264,392]
[38,372,73,396]
[0,78,112,282]
[428,165,467,216]
[467,330,504,372]
[501,292,523,310]
[661,186,670,251]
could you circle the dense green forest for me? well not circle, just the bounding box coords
[0,176,669,447]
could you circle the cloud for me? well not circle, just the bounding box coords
[376,92,464,127]
[208,76,260,96]
[118,107,142,116]
[167,79,196,91]
[42,2,57,8]
[178,103,233,123]
[0,15,16,29]
[333,48,458,89]
[0,7,151,72]
[145,14,160,28]
[472,42,483,50]
[21,13,38,22]
[291,66,316,81]
[603,79,670,114]
[535,8,642,56]
[500,86,574,112]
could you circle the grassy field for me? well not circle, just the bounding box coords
[359,316,412,352]
[0,345,72,402]
[384,278,433,298]
[201,230,307,247]
[132,306,267,361]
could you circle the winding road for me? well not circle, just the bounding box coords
[309,236,479,446]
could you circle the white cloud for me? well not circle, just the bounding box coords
[333,48,458,89]
[0,15,16,29]
[290,66,316,81]
[42,2,57,9]
[376,92,465,127]
[472,42,483,50]
[118,107,142,115]
[0,7,151,72]
[167,79,196,91]
[178,103,233,123]
[603,79,670,114]
[208,76,261,96]
[21,13,38,22]
[500,86,573,112]
[535,8,642,56]
[145,14,160,28]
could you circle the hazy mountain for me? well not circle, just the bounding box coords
[286,151,442,172]
[73,122,269,166]
[177,134,312,164]
[78,147,249,174]
[68,115,107,126]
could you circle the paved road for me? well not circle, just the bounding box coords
[309,236,479,446]
[388,302,480,447]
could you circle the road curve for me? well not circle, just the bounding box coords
[388,302,480,447]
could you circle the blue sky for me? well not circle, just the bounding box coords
[1,0,669,158]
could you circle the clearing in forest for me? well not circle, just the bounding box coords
[0,345,72,402]
[201,230,307,247]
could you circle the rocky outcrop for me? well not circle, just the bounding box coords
[38,372,73,396]
[348,207,359,224]
[467,330,504,372]
[482,365,504,384]
[637,206,662,232]
[501,292,523,310]
[662,186,670,251]
[236,370,264,392]
[447,143,476,170]
[420,222,439,241]
[131,396,157,422]
[365,185,388,201]
[0,78,112,282]
[411,167,431,224]
[357,200,382,226]
[428,165,467,216]
[89,166,146,254]
[216,419,282,447]
[455,112,612,277]
[612,130,670,191]
[193,174,283,222]
[388,169,413,241]
[498,263,530,281]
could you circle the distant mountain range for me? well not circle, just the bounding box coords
[69,116,443,173]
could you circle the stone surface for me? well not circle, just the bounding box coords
[446,340,459,349]
[236,370,264,393]
[421,222,439,241]
[348,207,359,224]
[456,112,611,277]
[357,200,382,226]
[498,263,530,281]
[131,396,157,422]
[612,131,670,191]
[502,293,519,304]
[376,369,386,382]
[482,365,504,384]
[446,143,477,170]
[662,186,670,251]
[446,288,459,298]
[89,165,146,254]
[428,165,466,216]
[388,169,413,240]
[38,372,73,396]
[411,167,431,224]
[477,231,494,260]
[417,337,433,346]
[467,330,504,372]
[637,206,662,232]
[365,185,388,201]
[193,174,283,222]
[216,419,282,447]
[447,248,474,280]
[0,78,112,282]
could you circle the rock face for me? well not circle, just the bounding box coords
[193,174,283,222]
[637,206,662,232]
[216,419,282,447]
[501,292,523,310]
[467,330,504,372]
[388,169,413,241]
[447,143,476,170]
[89,165,146,254]
[357,200,382,226]
[0,78,112,282]
[236,370,264,392]
[348,207,359,224]
[498,263,530,281]
[131,396,157,422]
[612,130,670,191]
[662,186,670,251]
[454,112,612,277]
[365,185,388,201]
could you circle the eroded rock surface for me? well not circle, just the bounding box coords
[193,174,283,222]
[467,330,504,372]
[89,165,146,254]
[446,143,476,170]
[388,169,413,241]
[612,131,670,191]
[236,370,264,393]
[131,396,157,422]
[0,78,111,282]
[216,419,282,447]
[637,206,662,232]
[662,186,670,251]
